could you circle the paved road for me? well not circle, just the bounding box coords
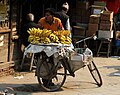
[0,57,120,95]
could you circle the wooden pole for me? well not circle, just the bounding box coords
[8,0,12,62]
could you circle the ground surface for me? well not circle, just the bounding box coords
[0,57,120,95]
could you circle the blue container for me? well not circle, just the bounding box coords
[115,40,120,47]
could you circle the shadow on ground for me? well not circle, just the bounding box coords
[63,80,99,89]
[103,66,120,76]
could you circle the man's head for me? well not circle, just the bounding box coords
[62,2,69,13]
[45,8,55,21]
[26,13,34,21]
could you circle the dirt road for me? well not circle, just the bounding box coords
[0,57,120,95]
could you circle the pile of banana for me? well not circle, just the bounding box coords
[27,28,72,44]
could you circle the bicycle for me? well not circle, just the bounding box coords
[33,37,102,91]
[34,35,102,92]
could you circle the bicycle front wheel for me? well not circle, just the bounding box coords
[37,55,67,92]
[87,61,102,87]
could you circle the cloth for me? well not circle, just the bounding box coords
[24,43,61,57]
[100,0,120,14]
[24,43,73,57]
[38,17,63,31]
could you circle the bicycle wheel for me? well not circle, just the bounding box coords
[36,54,67,92]
[87,61,102,87]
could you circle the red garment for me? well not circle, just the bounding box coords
[100,0,120,14]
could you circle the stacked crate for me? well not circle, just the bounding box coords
[86,1,106,37]
[98,11,114,39]
[71,0,90,42]
[86,15,100,36]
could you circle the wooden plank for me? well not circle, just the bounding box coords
[0,29,11,33]
[0,61,14,69]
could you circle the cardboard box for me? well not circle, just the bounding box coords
[99,23,113,31]
[89,15,100,24]
[98,30,113,38]
[88,23,99,31]
[73,26,86,37]
[100,11,113,21]
[86,30,97,37]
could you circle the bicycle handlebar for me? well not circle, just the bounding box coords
[75,35,97,44]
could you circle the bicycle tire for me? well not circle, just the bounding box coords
[87,61,102,87]
[36,53,67,92]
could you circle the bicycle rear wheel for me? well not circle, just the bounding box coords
[87,61,102,87]
[36,54,67,92]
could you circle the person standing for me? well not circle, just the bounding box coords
[55,2,71,31]
[55,2,74,48]
[20,13,39,47]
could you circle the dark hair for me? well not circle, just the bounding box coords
[45,8,56,15]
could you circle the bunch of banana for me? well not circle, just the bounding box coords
[49,33,59,43]
[28,35,34,42]
[63,30,70,37]
[44,37,51,44]
[59,35,66,41]
[36,28,43,37]
[53,30,71,38]
[40,29,52,37]
[28,35,40,44]
[27,28,38,36]
[53,30,63,36]
[58,35,72,45]
[28,27,72,44]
